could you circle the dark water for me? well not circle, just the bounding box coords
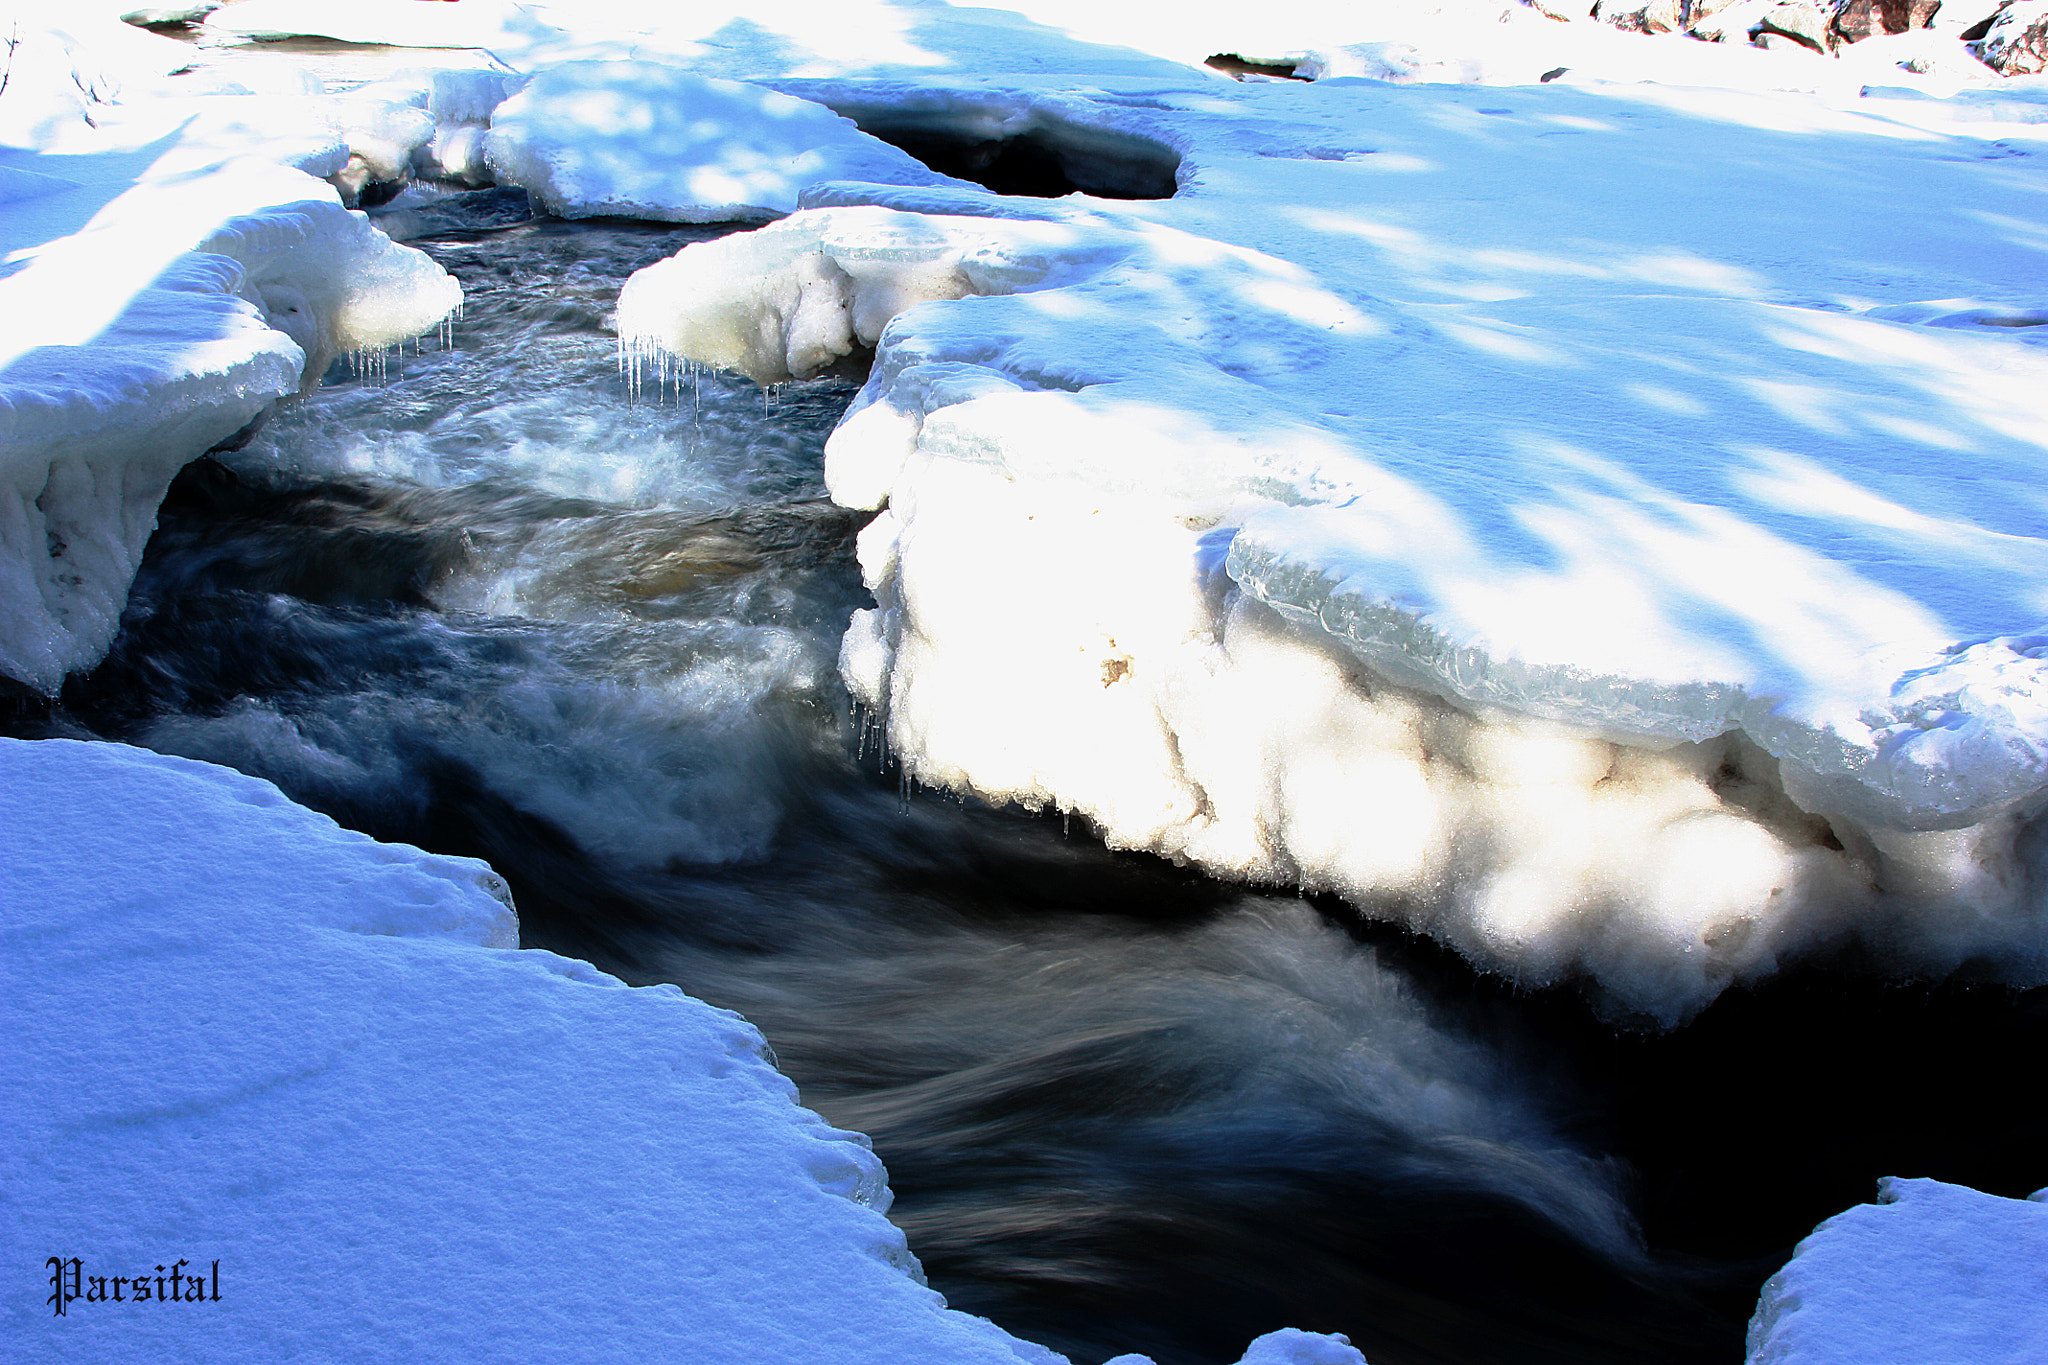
[16,190,2043,1365]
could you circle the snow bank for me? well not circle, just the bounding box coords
[0,13,464,692]
[485,62,965,222]
[0,152,459,692]
[617,59,2048,1019]
[1745,1178,2048,1364]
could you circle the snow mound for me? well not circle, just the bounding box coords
[485,62,967,223]
[1746,1178,2048,1364]
[0,148,459,692]
[0,737,1057,1363]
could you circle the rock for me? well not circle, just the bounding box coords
[1525,0,1591,20]
[1830,0,1942,43]
[1594,0,1686,32]
[1955,2,2009,41]
[1752,0,1836,50]
[1982,0,2048,70]
[1690,0,1782,40]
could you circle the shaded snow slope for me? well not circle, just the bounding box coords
[0,738,1061,1365]
[1746,1178,2048,1364]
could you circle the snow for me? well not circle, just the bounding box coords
[1745,1178,2048,1364]
[0,11,465,690]
[0,738,1057,1365]
[6,0,2048,1356]
[485,63,966,223]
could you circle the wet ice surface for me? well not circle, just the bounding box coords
[29,199,2044,1365]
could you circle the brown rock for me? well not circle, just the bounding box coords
[1983,1,2048,71]
[1753,0,1836,48]
[1594,0,1687,31]
[1830,0,1942,43]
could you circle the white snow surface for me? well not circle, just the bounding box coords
[485,62,967,222]
[0,737,1062,1365]
[1745,1178,2048,1365]
[0,8,463,690]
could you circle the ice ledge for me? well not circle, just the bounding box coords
[0,153,459,692]
[1229,522,2048,832]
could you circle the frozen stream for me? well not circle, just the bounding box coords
[11,196,2042,1365]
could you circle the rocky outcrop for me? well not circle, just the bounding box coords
[1555,0,2040,68]
[1753,0,1837,50]
[1829,0,1944,43]
[1982,1,2048,70]
[1593,0,1686,32]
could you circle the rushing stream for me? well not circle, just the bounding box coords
[11,192,2043,1365]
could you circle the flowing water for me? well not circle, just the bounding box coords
[16,191,2044,1365]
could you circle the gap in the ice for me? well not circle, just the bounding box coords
[841,111,1181,200]
[1205,53,1313,82]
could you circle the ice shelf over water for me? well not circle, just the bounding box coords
[485,63,970,222]
[0,9,463,690]
[502,0,2048,1023]
[1745,1178,2048,1365]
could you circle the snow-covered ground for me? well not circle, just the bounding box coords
[1745,1177,2048,1364]
[5,1,2047,1360]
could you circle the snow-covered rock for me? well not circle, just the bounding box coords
[1746,1177,2048,1364]
[1985,1,2048,72]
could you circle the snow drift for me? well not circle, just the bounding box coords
[1745,1178,2048,1364]
[0,738,1045,1364]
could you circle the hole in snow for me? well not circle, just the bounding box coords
[841,109,1180,200]
[1205,53,1312,82]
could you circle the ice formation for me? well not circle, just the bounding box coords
[0,159,459,691]
[0,12,464,691]
[1745,1178,2048,1364]
[609,69,2048,1020]
[485,63,965,223]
